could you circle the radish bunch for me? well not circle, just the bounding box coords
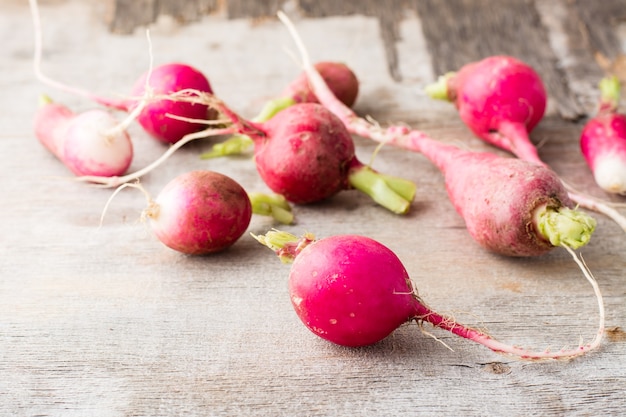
[278,12,596,257]
[78,90,416,215]
[255,230,604,361]
[580,76,626,194]
[103,170,293,255]
[426,55,626,232]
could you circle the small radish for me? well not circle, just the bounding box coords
[278,12,596,256]
[97,62,217,144]
[202,61,359,159]
[580,75,626,194]
[425,55,546,164]
[29,0,215,145]
[255,230,604,361]
[102,170,293,255]
[425,55,626,232]
[80,92,417,215]
[33,95,133,177]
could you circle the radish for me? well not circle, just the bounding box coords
[278,12,596,256]
[79,91,416,215]
[102,170,293,255]
[202,61,359,159]
[95,62,217,145]
[29,0,215,145]
[580,75,626,194]
[33,95,133,177]
[425,55,626,231]
[255,230,604,361]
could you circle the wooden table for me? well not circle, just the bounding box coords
[2,1,625,415]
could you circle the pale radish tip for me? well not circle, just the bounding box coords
[424,72,455,101]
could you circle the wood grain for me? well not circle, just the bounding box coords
[3,1,626,416]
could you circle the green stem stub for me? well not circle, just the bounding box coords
[200,135,254,159]
[253,96,296,123]
[599,75,621,113]
[252,229,315,263]
[348,166,416,214]
[249,192,294,225]
[535,205,597,250]
[424,72,456,101]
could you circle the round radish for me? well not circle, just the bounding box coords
[33,95,133,177]
[255,230,604,361]
[103,170,253,255]
[580,75,626,194]
[115,63,217,144]
[282,61,359,107]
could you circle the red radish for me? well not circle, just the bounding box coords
[29,0,215,145]
[425,55,626,231]
[202,61,359,159]
[278,12,596,256]
[102,170,293,255]
[580,75,626,194]
[282,61,359,107]
[97,62,217,144]
[255,230,604,360]
[33,95,133,177]
[425,55,546,164]
[80,92,416,215]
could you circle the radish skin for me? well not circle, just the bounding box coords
[580,76,626,194]
[33,95,133,177]
[277,12,596,256]
[255,230,604,361]
[426,55,626,232]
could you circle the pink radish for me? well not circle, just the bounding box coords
[202,61,359,159]
[79,92,416,215]
[33,95,133,177]
[255,230,604,361]
[103,170,292,255]
[425,55,546,163]
[96,62,217,144]
[425,55,626,231]
[580,75,626,194]
[29,0,215,145]
[278,12,596,257]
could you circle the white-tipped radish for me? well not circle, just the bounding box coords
[34,95,133,177]
[580,76,626,194]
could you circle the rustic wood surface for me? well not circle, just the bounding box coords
[2,0,626,415]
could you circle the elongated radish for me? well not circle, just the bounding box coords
[278,11,596,256]
[80,91,416,215]
[102,170,293,255]
[425,55,626,231]
[29,0,215,145]
[255,230,604,361]
[202,61,359,159]
[580,76,626,194]
[34,95,133,177]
